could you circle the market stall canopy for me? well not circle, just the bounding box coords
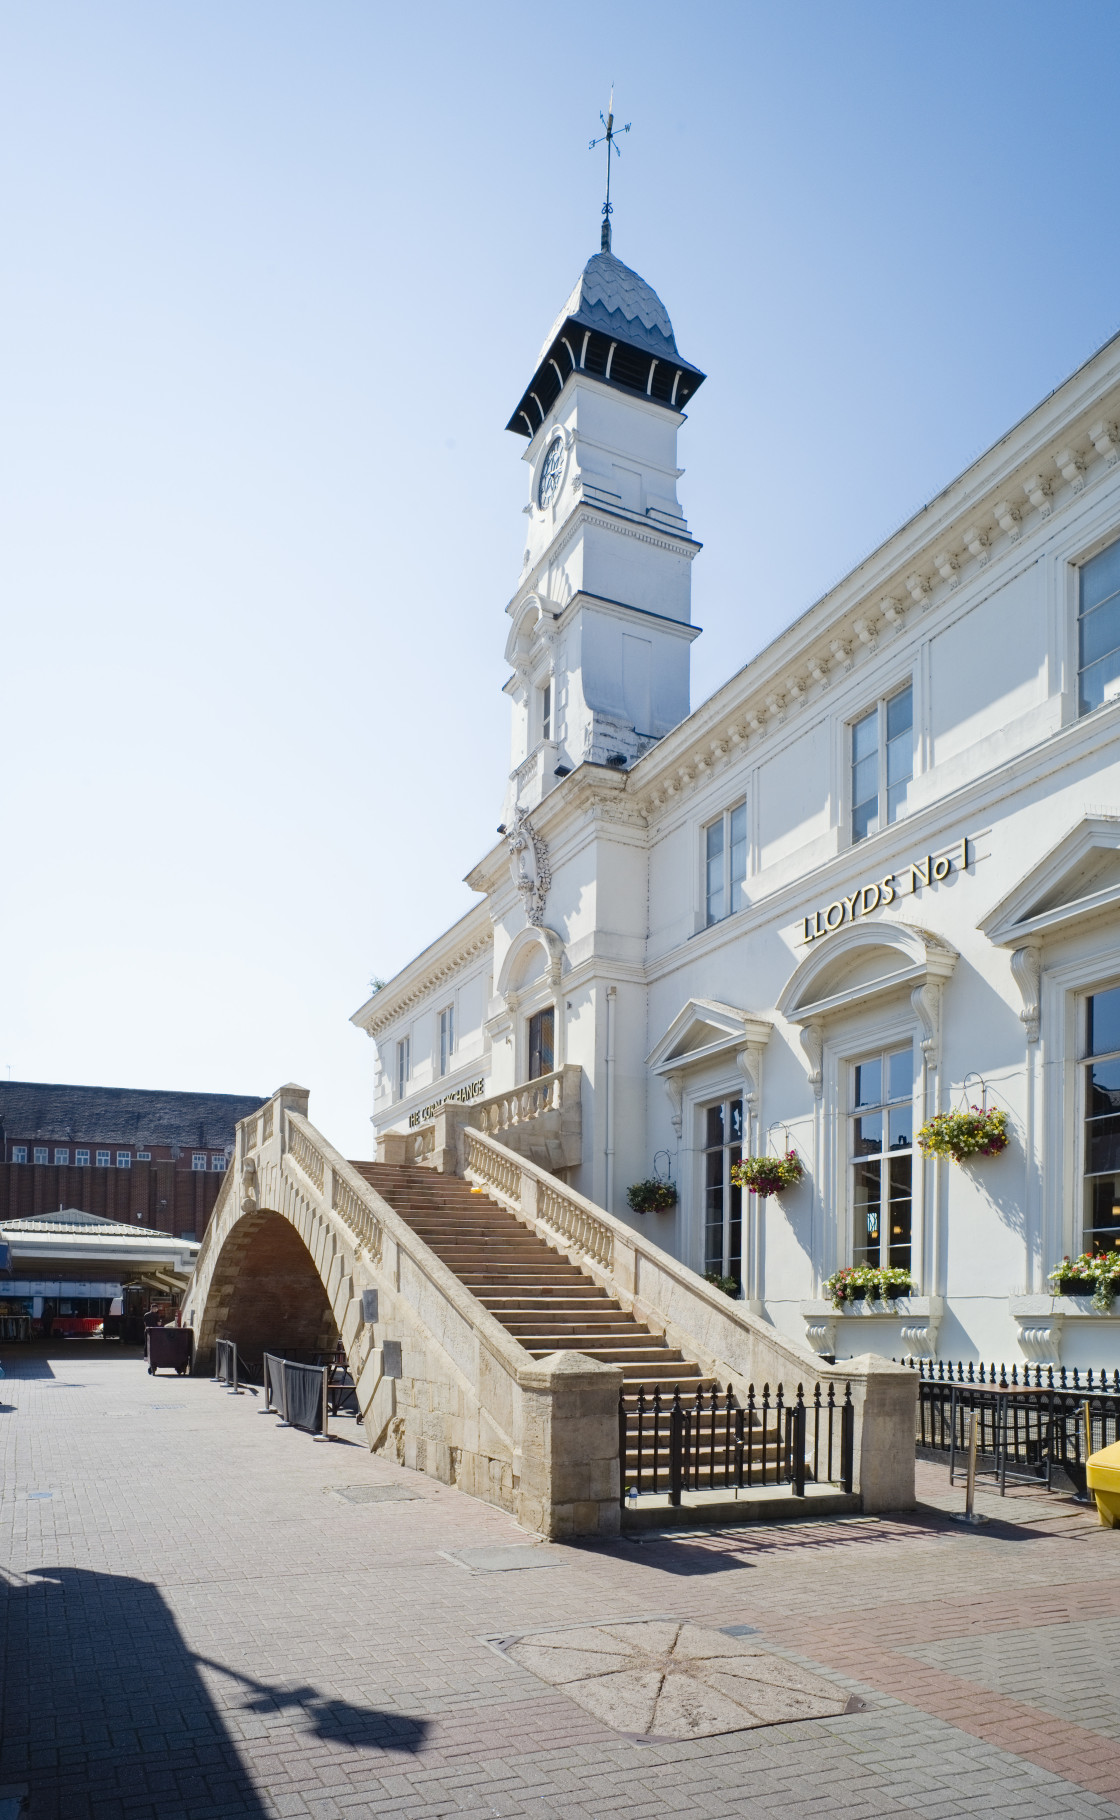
[0,1209,200,1283]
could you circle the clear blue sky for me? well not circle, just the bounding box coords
[3,2,1120,1156]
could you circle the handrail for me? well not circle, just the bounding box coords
[462,1125,848,1381]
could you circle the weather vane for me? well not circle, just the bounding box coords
[589,89,630,253]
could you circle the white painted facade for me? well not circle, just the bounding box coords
[353,240,1120,1372]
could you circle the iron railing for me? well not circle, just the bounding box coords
[619,1380,854,1508]
[907,1358,1120,1496]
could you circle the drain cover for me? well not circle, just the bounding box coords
[331,1484,420,1504]
[499,1619,863,1740]
[443,1545,562,1573]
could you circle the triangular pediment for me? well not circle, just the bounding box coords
[647,999,771,1073]
[982,815,1120,944]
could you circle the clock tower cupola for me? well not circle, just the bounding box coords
[501,143,706,818]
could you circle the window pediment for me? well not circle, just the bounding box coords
[778,921,957,1025]
[646,998,771,1074]
[981,815,1120,945]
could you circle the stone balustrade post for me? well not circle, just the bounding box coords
[846,1357,918,1511]
[516,1352,622,1539]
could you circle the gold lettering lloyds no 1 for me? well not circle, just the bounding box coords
[800,837,968,944]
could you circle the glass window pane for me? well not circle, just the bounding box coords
[728,1146,742,1287]
[1085,1174,1120,1254]
[1088,1057,1120,1115]
[705,1104,725,1149]
[852,752,878,806]
[852,1112,883,1156]
[886,778,910,824]
[729,802,747,909]
[886,685,912,742]
[704,1146,725,1274]
[853,1161,881,1266]
[1088,987,1120,1058]
[888,1105,912,1150]
[854,1059,882,1108]
[887,1048,912,1101]
[1079,594,1120,669]
[729,1099,744,1142]
[852,798,878,843]
[852,709,878,763]
[1079,650,1120,715]
[705,819,725,924]
[1086,1113,1120,1177]
[887,1156,912,1269]
[1080,539,1120,615]
[886,730,912,787]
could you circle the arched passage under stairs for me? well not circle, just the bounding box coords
[193,1207,338,1374]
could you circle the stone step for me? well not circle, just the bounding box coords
[354,1159,714,1401]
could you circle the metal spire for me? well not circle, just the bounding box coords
[589,90,630,253]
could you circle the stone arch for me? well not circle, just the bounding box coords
[496,924,564,999]
[193,1205,339,1373]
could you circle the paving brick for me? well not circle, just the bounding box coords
[2,1350,1120,1818]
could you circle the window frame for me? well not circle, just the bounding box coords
[136,1151,151,1162]
[117,1151,131,1169]
[95,1150,111,1168]
[438,1004,455,1079]
[702,798,748,927]
[75,1148,90,1166]
[848,1042,916,1276]
[1076,531,1120,718]
[849,681,914,846]
[11,1146,27,1164]
[33,1147,48,1165]
[54,1148,69,1166]
[699,1094,744,1289]
[1080,983,1120,1259]
[191,1153,207,1171]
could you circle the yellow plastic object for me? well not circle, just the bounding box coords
[1085,1437,1120,1528]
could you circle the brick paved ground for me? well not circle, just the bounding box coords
[1,1344,1119,1820]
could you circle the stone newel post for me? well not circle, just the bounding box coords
[516,1351,623,1539]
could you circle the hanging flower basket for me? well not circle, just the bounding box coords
[731,1150,804,1197]
[917,1105,1008,1163]
[1047,1253,1120,1313]
[626,1178,678,1214]
[823,1265,916,1309]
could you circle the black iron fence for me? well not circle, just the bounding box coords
[619,1380,853,1508]
[907,1358,1120,1496]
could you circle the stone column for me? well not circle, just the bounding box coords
[516,1352,622,1539]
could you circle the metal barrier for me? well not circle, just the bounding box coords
[619,1380,853,1508]
[0,1315,31,1343]
[263,1352,330,1441]
[214,1338,241,1394]
[908,1358,1120,1496]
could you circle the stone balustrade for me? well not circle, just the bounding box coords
[381,1066,582,1174]
[460,1126,917,1514]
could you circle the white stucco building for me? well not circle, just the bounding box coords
[352,227,1120,1372]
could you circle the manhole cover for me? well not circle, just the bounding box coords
[498,1619,864,1740]
[330,1484,420,1504]
[443,1545,562,1573]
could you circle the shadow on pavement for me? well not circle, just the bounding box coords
[0,1567,427,1819]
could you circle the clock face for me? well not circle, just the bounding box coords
[538,439,565,509]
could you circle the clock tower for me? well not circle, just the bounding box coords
[502,238,705,818]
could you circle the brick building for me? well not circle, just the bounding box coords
[0,1082,267,1240]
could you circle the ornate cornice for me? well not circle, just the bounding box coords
[352,911,493,1039]
[628,361,1120,824]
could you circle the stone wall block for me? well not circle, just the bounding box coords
[515,1351,622,1540]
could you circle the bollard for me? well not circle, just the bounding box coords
[952,1410,988,1525]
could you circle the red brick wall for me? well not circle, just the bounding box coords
[0,1159,227,1237]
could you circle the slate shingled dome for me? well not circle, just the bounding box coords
[508,247,704,437]
[537,250,679,365]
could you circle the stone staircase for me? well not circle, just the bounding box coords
[353,1162,713,1403]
